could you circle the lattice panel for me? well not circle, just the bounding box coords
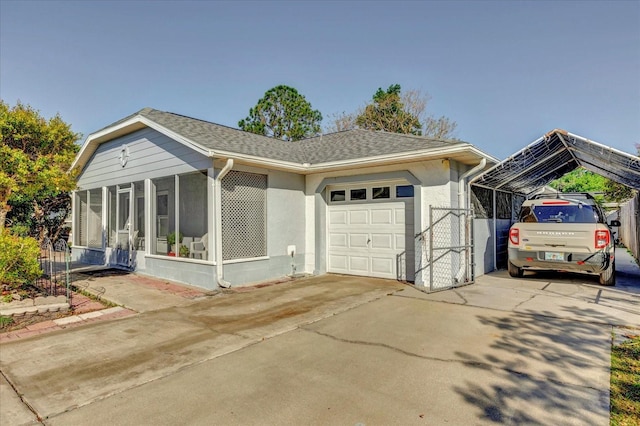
[221,171,267,260]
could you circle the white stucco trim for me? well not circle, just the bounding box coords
[145,254,214,265]
[222,256,270,265]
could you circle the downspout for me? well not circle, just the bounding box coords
[456,158,487,283]
[214,159,234,288]
[458,158,487,210]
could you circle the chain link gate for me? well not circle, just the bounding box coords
[417,206,475,292]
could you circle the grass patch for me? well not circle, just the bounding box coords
[611,333,640,425]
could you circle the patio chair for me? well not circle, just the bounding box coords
[190,233,208,259]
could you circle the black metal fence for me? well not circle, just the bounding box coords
[35,238,71,300]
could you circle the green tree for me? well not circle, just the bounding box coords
[239,85,322,141]
[550,167,636,203]
[550,168,608,193]
[355,84,422,135]
[328,84,457,139]
[0,101,80,240]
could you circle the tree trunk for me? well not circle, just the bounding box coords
[0,208,7,234]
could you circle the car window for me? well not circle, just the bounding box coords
[520,204,599,223]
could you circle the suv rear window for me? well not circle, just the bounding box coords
[519,204,601,223]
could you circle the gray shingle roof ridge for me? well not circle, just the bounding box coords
[303,127,466,146]
[361,128,466,145]
[140,108,276,142]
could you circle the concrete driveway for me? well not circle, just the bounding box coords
[1,249,638,425]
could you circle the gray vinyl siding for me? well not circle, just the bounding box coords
[77,128,211,190]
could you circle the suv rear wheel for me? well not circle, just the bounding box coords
[508,261,524,278]
[599,261,615,286]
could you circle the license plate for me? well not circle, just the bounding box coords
[545,252,564,261]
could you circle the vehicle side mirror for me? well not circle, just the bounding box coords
[609,220,621,227]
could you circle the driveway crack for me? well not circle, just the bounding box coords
[301,328,603,392]
[512,294,537,311]
[0,369,44,424]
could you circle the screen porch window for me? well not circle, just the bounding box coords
[221,171,267,260]
[76,189,103,248]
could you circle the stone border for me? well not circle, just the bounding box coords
[0,296,69,317]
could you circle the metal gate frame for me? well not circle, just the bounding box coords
[425,206,475,292]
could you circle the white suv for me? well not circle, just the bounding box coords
[507,193,620,285]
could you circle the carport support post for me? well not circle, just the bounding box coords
[493,188,497,272]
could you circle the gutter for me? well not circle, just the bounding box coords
[458,158,487,210]
[214,159,234,288]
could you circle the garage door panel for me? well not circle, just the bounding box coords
[371,257,394,276]
[371,209,393,225]
[349,256,369,273]
[349,233,369,248]
[329,254,348,271]
[349,210,368,225]
[371,233,393,249]
[329,210,347,225]
[329,233,348,248]
[394,234,405,250]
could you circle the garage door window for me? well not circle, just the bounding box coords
[350,188,367,200]
[330,190,346,202]
[396,185,414,198]
[372,187,390,199]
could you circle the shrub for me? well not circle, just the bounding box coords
[0,232,41,289]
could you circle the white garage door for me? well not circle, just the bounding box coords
[327,184,415,281]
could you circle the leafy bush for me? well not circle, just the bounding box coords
[0,315,14,328]
[0,232,41,289]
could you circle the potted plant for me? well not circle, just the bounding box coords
[167,232,183,256]
[179,244,190,258]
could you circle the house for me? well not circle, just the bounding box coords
[70,108,498,290]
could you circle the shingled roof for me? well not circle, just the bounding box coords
[73,108,494,172]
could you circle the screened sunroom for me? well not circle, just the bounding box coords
[73,170,213,269]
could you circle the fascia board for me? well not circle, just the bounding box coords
[208,150,309,172]
[213,145,496,174]
[303,145,497,173]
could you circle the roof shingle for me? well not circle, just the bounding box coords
[130,108,469,165]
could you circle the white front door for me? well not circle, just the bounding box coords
[116,187,132,267]
[327,184,415,281]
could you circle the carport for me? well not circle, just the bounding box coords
[469,129,640,273]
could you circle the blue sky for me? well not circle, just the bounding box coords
[1,0,638,160]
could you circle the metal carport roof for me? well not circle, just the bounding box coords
[470,129,640,195]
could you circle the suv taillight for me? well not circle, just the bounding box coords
[509,228,520,245]
[595,230,610,249]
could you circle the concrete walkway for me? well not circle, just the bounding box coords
[0,250,638,425]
